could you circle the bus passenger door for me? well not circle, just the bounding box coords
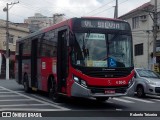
[57,29,68,93]
[18,43,23,84]
[31,39,38,88]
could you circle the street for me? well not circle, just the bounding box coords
[0,80,160,118]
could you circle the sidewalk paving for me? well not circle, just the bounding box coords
[0,79,23,91]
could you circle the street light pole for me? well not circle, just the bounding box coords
[3,1,19,80]
[5,3,9,80]
[146,30,151,69]
[153,0,158,66]
[114,0,118,18]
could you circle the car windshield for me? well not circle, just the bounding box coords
[136,69,160,78]
[71,32,132,68]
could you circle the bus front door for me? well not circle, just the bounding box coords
[57,29,68,93]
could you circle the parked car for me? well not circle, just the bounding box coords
[134,68,160,97]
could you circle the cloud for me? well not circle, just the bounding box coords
[51,0,102,18]
[0,0,150,23]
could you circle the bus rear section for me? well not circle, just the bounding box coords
[15,17,135,102]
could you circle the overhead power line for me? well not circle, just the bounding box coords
[1,0,70,20]
[89,0,129,16]
[84,0,115,16]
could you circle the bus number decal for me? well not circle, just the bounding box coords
[116,80,126,85]
[42,62,46,69]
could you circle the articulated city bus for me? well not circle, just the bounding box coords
[15,17,135,102]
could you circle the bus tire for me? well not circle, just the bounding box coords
[96,97,109,102]
[48,77,62,103]
[23,74,31,93]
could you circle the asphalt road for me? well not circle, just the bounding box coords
[0,79,160,120]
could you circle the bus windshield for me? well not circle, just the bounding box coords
[71,32,132,68]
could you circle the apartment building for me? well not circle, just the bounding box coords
[24,13,65,33]
[0,19,29,78]
[119,0,160,71]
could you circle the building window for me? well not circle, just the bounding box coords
[135,43,143,56]
[18,36,22,39]
[132,16,139,29]
[9,35,14,43]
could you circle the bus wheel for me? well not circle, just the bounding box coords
[49,78,61,103]
[136,86,145,98]
[96,97,109,102]
[23,74,31,93]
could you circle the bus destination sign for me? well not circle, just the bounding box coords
[81,20,127,30]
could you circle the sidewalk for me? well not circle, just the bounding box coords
[0,79,23,91]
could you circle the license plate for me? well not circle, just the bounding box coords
[105,90,115,94]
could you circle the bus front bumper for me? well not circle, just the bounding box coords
[71,82,135,98]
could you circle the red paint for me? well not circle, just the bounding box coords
[70,67,134,87]
[66,65,134,97]
[66,58,74,97]
[43,19,72,33]
[41,57,57,92]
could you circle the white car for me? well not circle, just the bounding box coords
[134,68,160,97]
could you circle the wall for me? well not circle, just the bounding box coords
[0,19,29,52]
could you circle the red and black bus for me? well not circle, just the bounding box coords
[15,17,135,102]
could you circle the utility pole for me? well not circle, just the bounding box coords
[146,30,151,69]
[153,0,158,69]
[153,0,158,61]
[3,1,19,80]
[114,0,118,18]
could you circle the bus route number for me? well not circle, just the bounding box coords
[116,80,126,85]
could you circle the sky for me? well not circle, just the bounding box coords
[0,0,150,23]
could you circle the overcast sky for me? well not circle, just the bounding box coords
[0,0,150,23]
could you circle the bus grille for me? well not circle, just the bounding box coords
[84,70,130,78]
[73,66,133,78]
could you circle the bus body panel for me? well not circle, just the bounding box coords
[70,67,134,87]
[66,66,134,97]
[40,57,57,92]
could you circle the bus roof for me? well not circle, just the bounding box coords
[17,18,74,42]
[17,17,128,42]
[81,16,125,22]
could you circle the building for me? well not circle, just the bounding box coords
[53,13,65,24]
[0,19,29,78]
[24,13,65,33]
[119,0,160,71]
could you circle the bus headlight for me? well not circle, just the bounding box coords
[73,75,87,88]
[128,77,134,87]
